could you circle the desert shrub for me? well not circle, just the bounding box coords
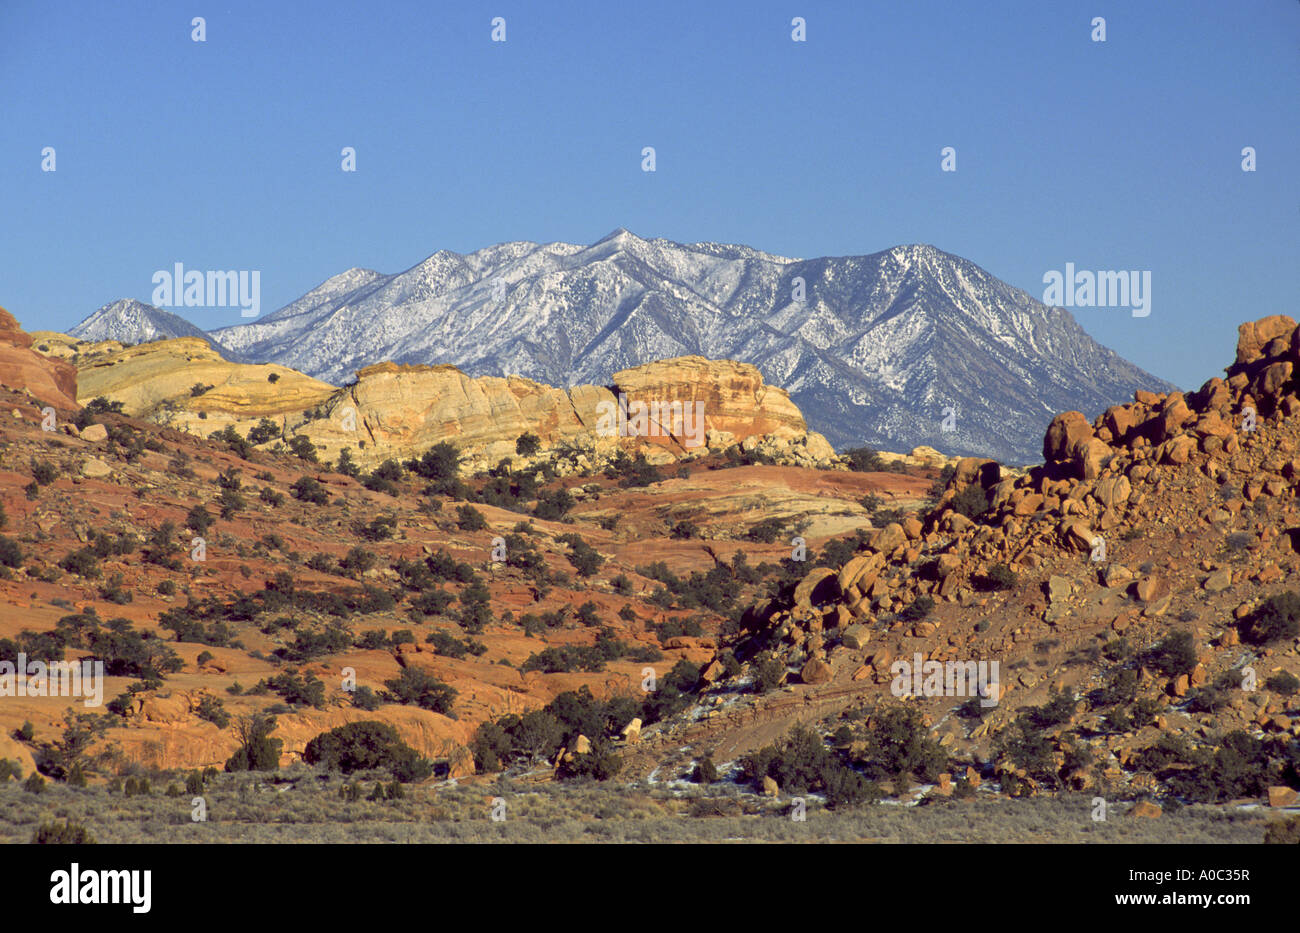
[210,426,252,459]
[1146,631,1198,678]
[59,548,102,578]
[303,721,433,781]
[382,667,457,715]
[974,562,1018,591]
[335,447,361,477]
[31,459,58,486]
[457,580,493,633]
[356,515,397,542]
[861,706,948,784]
[247,418,281,445]
[31,820,95,844]
[1264,816,1300,845]
[351,685,383,711]
[97,572,133,604]
[287,434,317,462]
[745,517,785,543]
[1240,592,1300,645]
[406,442,462,496]
[1028,690,1076,728]
[425,630,487,659]
[898,595,935,623]
[194,694,230,728]
[843,447,885,472]
[409,588,456,617]
[752,654,786,694]
[516,432,541,456]
[224,715,282,772]
[559,534,603,577]
[259,487,286,506]
[742,726,875,808]
[471,685,637,775]
[185,504,214,535]
[0,536,20,569]
[950,484,989,519]
[607,451,662,488]
[1266,671,1300,696]
[290,476,329,505]
[532,486,574,520]
[670,520,699,539]
[692,756,719,783]
[455,505,488,531]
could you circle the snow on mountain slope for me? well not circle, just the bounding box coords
[69,299,239,359]
[76,234,1175,463]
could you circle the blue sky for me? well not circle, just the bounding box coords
[2,0,1296,391]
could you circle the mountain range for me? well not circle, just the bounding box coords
[69,231,1175,463]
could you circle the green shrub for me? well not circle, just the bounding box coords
[843,447,885,472]
[861,706,948,784]
[290,476,329,505]
[692,756,718,783]
[456,505,488,531]
[382,667,457,715]
[224,715,282,772]
[303,721,433,781]
[1146,631,1198,677]
[515,432,541,457]
[32,820,95,844]
[1240,592,1300,645]
[974,562,1018,591]
[31,459,58,485]
[0,536,24,568]
[1266,671,1300,696]
[950,484,989,519]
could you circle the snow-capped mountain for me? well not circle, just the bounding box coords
[70,299,239,359]
[74,232,1174,462]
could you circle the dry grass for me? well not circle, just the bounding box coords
[0,766,1271,843]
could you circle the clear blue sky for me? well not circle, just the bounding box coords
[2,0,1296,391]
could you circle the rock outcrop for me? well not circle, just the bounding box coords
[282,356,834,471]
[0,308,78,410]
[69,337,336,435]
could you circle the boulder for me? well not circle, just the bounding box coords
[1129,800,1162,819]
[793,567,839,612]
[79,423,108,443]
[1235,315,1296,365]
[1043,411,1092,463]
[81,458,112,479]
[799,658,833,685]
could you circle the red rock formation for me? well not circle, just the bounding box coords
[0,306,78,410]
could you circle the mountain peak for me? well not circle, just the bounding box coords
[70,299,236,359]
[78,237,1173,462]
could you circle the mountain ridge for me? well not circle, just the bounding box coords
[71,234,1175,463]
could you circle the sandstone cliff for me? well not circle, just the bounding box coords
[300,355,836,472]
[0,308,78,410]
[39,334,839,471]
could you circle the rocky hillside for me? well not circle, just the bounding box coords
[653,313,1300,810]
[36,335,838,473]
[72,234,1174,463]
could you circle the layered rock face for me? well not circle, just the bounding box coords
[67,337,337,434]
[297,355,836,472]
[0,307,78,410]
[42,335,838,471]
